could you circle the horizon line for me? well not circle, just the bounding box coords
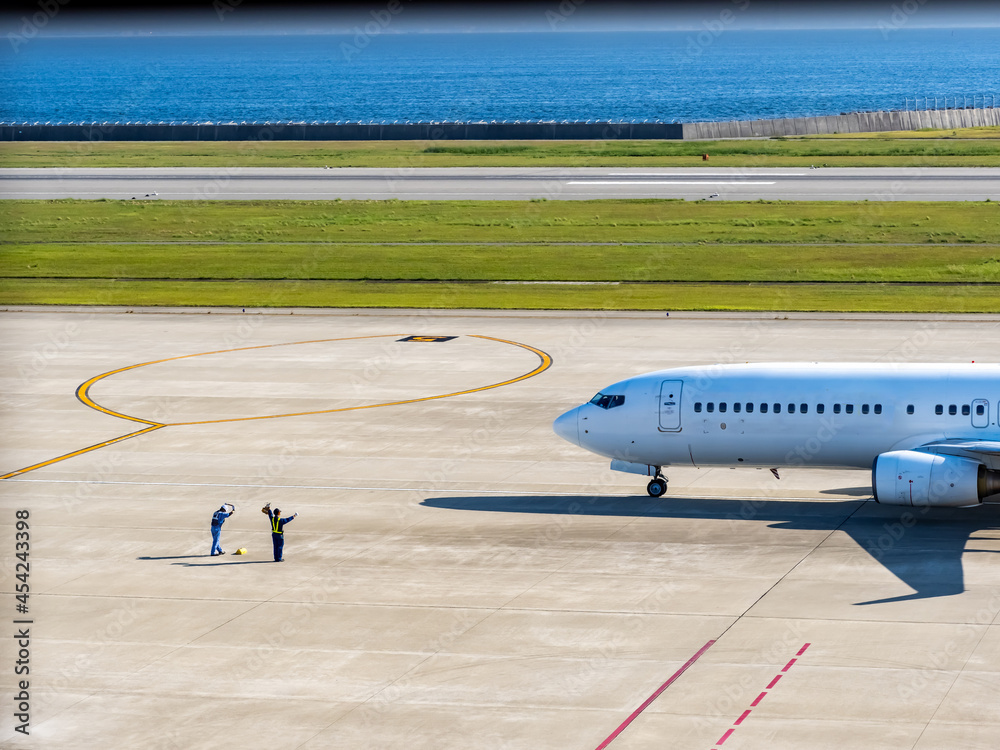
[14,24,1000,38]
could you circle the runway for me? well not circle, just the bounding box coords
[2,166,999,201]
[3,307,1000,749]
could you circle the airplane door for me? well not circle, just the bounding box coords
[972,399,989,428]
[659,380,683,431]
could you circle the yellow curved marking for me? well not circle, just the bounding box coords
[164,334,552,426]
[75,334,402,425]
[0,425,164,480]
[3,334,552,480]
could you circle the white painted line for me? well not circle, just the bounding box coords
[567,180,777,186]
[7,477,608,495]
[6,477,847,501]
[606,172,806,177]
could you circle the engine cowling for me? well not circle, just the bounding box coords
[872,450,1000,508]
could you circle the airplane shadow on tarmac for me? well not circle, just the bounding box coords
[421,494,1000,606]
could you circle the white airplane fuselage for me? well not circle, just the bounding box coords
[553,363,1000,505]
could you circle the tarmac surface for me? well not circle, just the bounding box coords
[2,307,1000,749]
[2,167,999,201]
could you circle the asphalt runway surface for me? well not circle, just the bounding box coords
[3,307,1000,749]
[2,167,999,201]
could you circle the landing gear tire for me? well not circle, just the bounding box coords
[646,478,667,497]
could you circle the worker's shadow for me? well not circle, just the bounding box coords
[171,560,274,566]
[137,554,271,566]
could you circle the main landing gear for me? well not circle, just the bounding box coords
[646,473,668,497]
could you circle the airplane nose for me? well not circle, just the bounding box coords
[553,406,580,446]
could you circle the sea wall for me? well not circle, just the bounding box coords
[681,107,1000,139]
[0,108,997,142]
[0,121,682,141]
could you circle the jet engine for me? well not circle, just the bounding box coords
[872,450,1000,507]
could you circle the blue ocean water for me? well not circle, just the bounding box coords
[1,28,998,123]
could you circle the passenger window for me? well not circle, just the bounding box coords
[719,402,728,413]
[862,404,869,415]
[745,402,754,413]
[773,403,781,414]
[707,403,715,413]
[907,404,914,415]
[935,405,943,415]
[800,403,808,414]
[846,404,854,414]
[949,405,957,416]
[760,403,768,414]
[817,404,825,414]
[977,404,986,416]
[962,405,971,416]
[875,404,882,415]
[733,402,741,413]
[788,403,796,414]
[694,402,703,413]
[833,404,841,414]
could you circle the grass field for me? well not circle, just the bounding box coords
[5,243,1000,284]
[2,278,996,313]
[5,199,998,244]
[2,128,1000,168]
[3,198,998,311]
[810,127,1000,140]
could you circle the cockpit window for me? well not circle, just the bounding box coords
[589,393,625,410]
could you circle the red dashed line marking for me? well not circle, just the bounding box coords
[716,728,736,746]
[711,643,811,749]
[594,640,716,750]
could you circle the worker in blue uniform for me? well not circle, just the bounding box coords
[210,503,234,556]
[262,502,297,562]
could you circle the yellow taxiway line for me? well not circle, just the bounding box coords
[3,334,552,479]
[0,424,165,480]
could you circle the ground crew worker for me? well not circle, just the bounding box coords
[262,502,297,562]
[210,503,234,556]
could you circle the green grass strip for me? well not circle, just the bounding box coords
[5,243,1000,283]
[2,279,997,313]
[4,199,999,245]
[808,126,1000,140]
[2,131,1000,168]
[5,198,997,312]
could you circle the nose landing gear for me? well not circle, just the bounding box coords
[610,460,667,497]
[646,475,668,497]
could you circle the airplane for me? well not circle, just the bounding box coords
[553,362,1000,507]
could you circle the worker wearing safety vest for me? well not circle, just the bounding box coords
[261,502,297,562]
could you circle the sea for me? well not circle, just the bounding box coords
[1,28,998,124]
